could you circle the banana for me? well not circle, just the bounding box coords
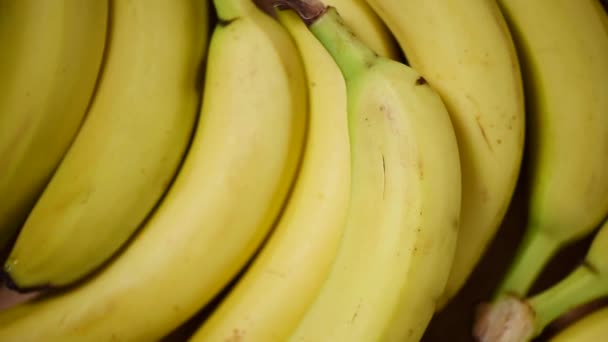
[364,0,526,308]
[3,0,208,289]
[551,307,608,342]
[0,0,307,339]
[474,217,608,341]
[495,0,608,297]
[0,0,107,250]
[323,0,399,60]
[190,9,350,341]
[274,3,461,341]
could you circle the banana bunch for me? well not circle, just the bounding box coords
[0,0,607,340]
[0,0,307,339]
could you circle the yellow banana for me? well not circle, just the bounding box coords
[3,0,207,289]
[551,307,608,342]
[280,3,461,341]
[0,0,307,340]
[495,0,608,297]
[364,0,526,308]
[0,0,107,250]
[190,9,350,341]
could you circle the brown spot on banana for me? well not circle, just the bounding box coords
[381,153,386,200]
[225,328,245,342]
[415,76,427,85]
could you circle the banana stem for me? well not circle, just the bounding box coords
[529,265,608,336]
[213,0,256,21]
[279,0,378,81]
[310,8,380,81]
[495,230,559,298]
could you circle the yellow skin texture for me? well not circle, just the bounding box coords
[0,0,107,250]
[365,0,525,307]
[190,10,351,342]
[0,0,307,340]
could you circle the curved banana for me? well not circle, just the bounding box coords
[364,0,525,307]
[0,0,107,250]
[0,0,307,339]
[475,218,608,341]
[495,0,608,297]
[3,0,207,289]
[190,9,350,341]
[551,306,608,342]
[323,0,399,59]
[279,4,461,341]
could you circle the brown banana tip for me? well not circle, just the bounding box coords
[269,0,327,25]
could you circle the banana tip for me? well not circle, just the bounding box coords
[0,271,50,294]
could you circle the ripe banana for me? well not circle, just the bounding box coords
[495,0,608,297]
[474,217,608,341]
[0,0,107,251]
[190,9,351,341]
[3,0,208,289]
[278,3,461,341]
[0,0,307,339]
[323,0,399,60]
[364,0,526,308]
[551,306,608,342]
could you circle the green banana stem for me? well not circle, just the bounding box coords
[275,0,379,78]
[495,229,560,298]
[304,5,379,81]
[529,265,608,336]
[213,0,256,21]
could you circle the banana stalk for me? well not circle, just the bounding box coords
[475,218,608,341]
